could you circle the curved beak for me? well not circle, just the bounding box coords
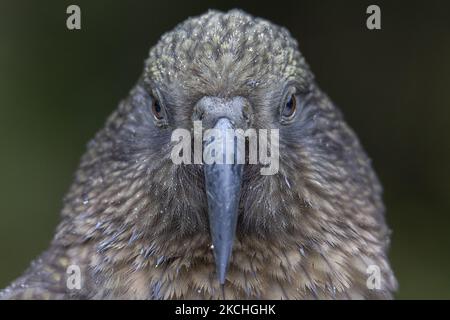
[203,118,243,284]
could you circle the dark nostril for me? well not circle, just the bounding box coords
[192,105,205,121]
[242,104,251,123]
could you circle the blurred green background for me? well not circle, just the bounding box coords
[0,0,449,299]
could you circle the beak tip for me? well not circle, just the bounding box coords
[213,245,232,284]
[219,272,226,285]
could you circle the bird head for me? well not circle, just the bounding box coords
[66,10,387,287]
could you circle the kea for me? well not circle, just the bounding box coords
[0,9,397,299]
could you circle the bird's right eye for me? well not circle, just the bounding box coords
[282,94,297,119]
[151,97,164,120]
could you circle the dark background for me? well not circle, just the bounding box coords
[0,0,449,299]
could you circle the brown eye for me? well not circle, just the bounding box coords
[151,97,164,120]
[282,94,297,119]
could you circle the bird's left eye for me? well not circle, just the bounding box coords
[151,97,164,120]
[281,94,297,120]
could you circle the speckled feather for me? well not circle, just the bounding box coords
[0,10,396,300]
